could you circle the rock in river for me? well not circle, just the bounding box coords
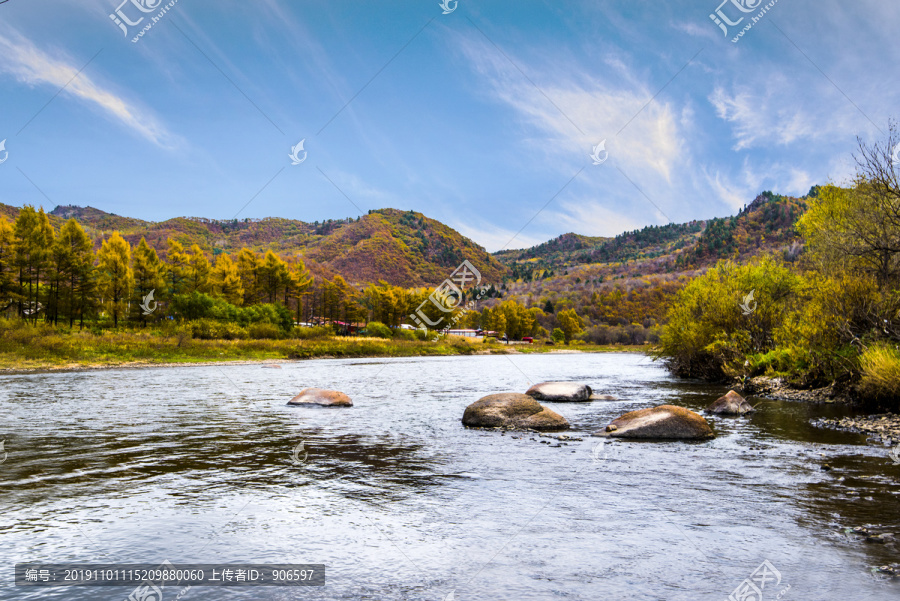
[593,405,714,440]
[706,390,755,415]
[463,393,569,430]
[288,388,353,407]
[525,382,592,402]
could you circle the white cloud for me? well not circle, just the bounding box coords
[451,219,545,253]
[456,35,689,184]
[0,26,176,148]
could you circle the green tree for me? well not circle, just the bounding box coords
[97,232,133,327]
[131,237,166,325]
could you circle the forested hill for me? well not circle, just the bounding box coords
[0,204,506,288]
[496,190,810,275]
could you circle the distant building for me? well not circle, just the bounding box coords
[445,329,479,338]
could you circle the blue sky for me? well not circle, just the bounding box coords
[0,0,896,251]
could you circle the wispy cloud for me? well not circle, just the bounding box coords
[0,26,177,148]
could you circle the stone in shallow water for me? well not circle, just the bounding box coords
[525,381,592,402]
[462,393,569,430]
[593,405,714,440]
[706,390,755,415]
[287,388,353,407]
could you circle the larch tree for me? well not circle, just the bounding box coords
[0,218,18,314]
[212,253,244,305]
[165,239,190,296]
[97,232,133,327]
[131,237,166,325]
[50,219,95,327]
[13,206,54,322]
[185,244,212,294]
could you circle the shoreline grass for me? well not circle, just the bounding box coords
[0,326,648,373]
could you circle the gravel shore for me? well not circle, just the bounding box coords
[813,413,900,446]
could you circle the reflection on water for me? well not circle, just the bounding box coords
[0,354,898,600]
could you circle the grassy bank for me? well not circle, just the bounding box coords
[0,322,645,372]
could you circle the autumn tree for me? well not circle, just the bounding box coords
[131,237,166,325]
[50,219,95,327]
[557,308,584,343]
[166,239,190,296]
[212,253,244,305]
[13,206,54,322]
[185,244,212,294]
[0,219,19,314]
[97,232,133,327]
[236,248,261,304]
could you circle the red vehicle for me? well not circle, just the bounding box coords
[522,337,534,344]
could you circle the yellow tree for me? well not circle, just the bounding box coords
[131,237,166,325]
[257,250,290,303]
[287,258,313,322]
[50,219,95,327]
[97,232,133,327]
[0,218,18,313]
[557,308,585,343]
[13,205,54,322]
[212,253,244,305]
[166,239,190,296]
[236,248,261,305]
[185,244,212,293]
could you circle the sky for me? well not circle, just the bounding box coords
[0,0,896,252]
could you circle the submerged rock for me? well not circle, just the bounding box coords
[593,405,714,440]
[261,364,282,369]
[525,382,592,402]
[287,388,353,407]
[463,393,569,430]
[706,390,755,415]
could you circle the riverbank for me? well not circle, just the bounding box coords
[0,329,647,373]
[813,413,900,446]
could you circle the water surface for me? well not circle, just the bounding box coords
[1,353,898,600]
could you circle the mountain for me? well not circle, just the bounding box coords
[0,204,506,288]
[496,190,809,277]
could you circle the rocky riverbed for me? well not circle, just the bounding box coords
[738,376,851,404]
[813,413,900,446]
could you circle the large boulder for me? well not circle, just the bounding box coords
[706,390,755,415]
[462,393,569,430]
[288,388,353,407]
[593,405,714,440]
[525,382,592,402]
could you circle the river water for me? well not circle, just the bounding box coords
[1,353,898,600]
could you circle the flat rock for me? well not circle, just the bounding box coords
[463,393,569,430]
[287,388,353,407]
[593,405,714,440]
[706,390,755,415]
[525,382,592,402]
[590,394,618,401]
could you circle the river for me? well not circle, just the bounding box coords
[1,353,898,600]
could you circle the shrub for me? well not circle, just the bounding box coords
[414,329,429,341]
[365,321,392,339]
[393,329,416,341]
[858,343,900,409]
[551,328,565,343]
[247,323,282,339]
[292,325,333,339]
[483,336,497,344]
[188,319,248,340]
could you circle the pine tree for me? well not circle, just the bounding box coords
[131,237,166,325]
[97,232,133,327]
